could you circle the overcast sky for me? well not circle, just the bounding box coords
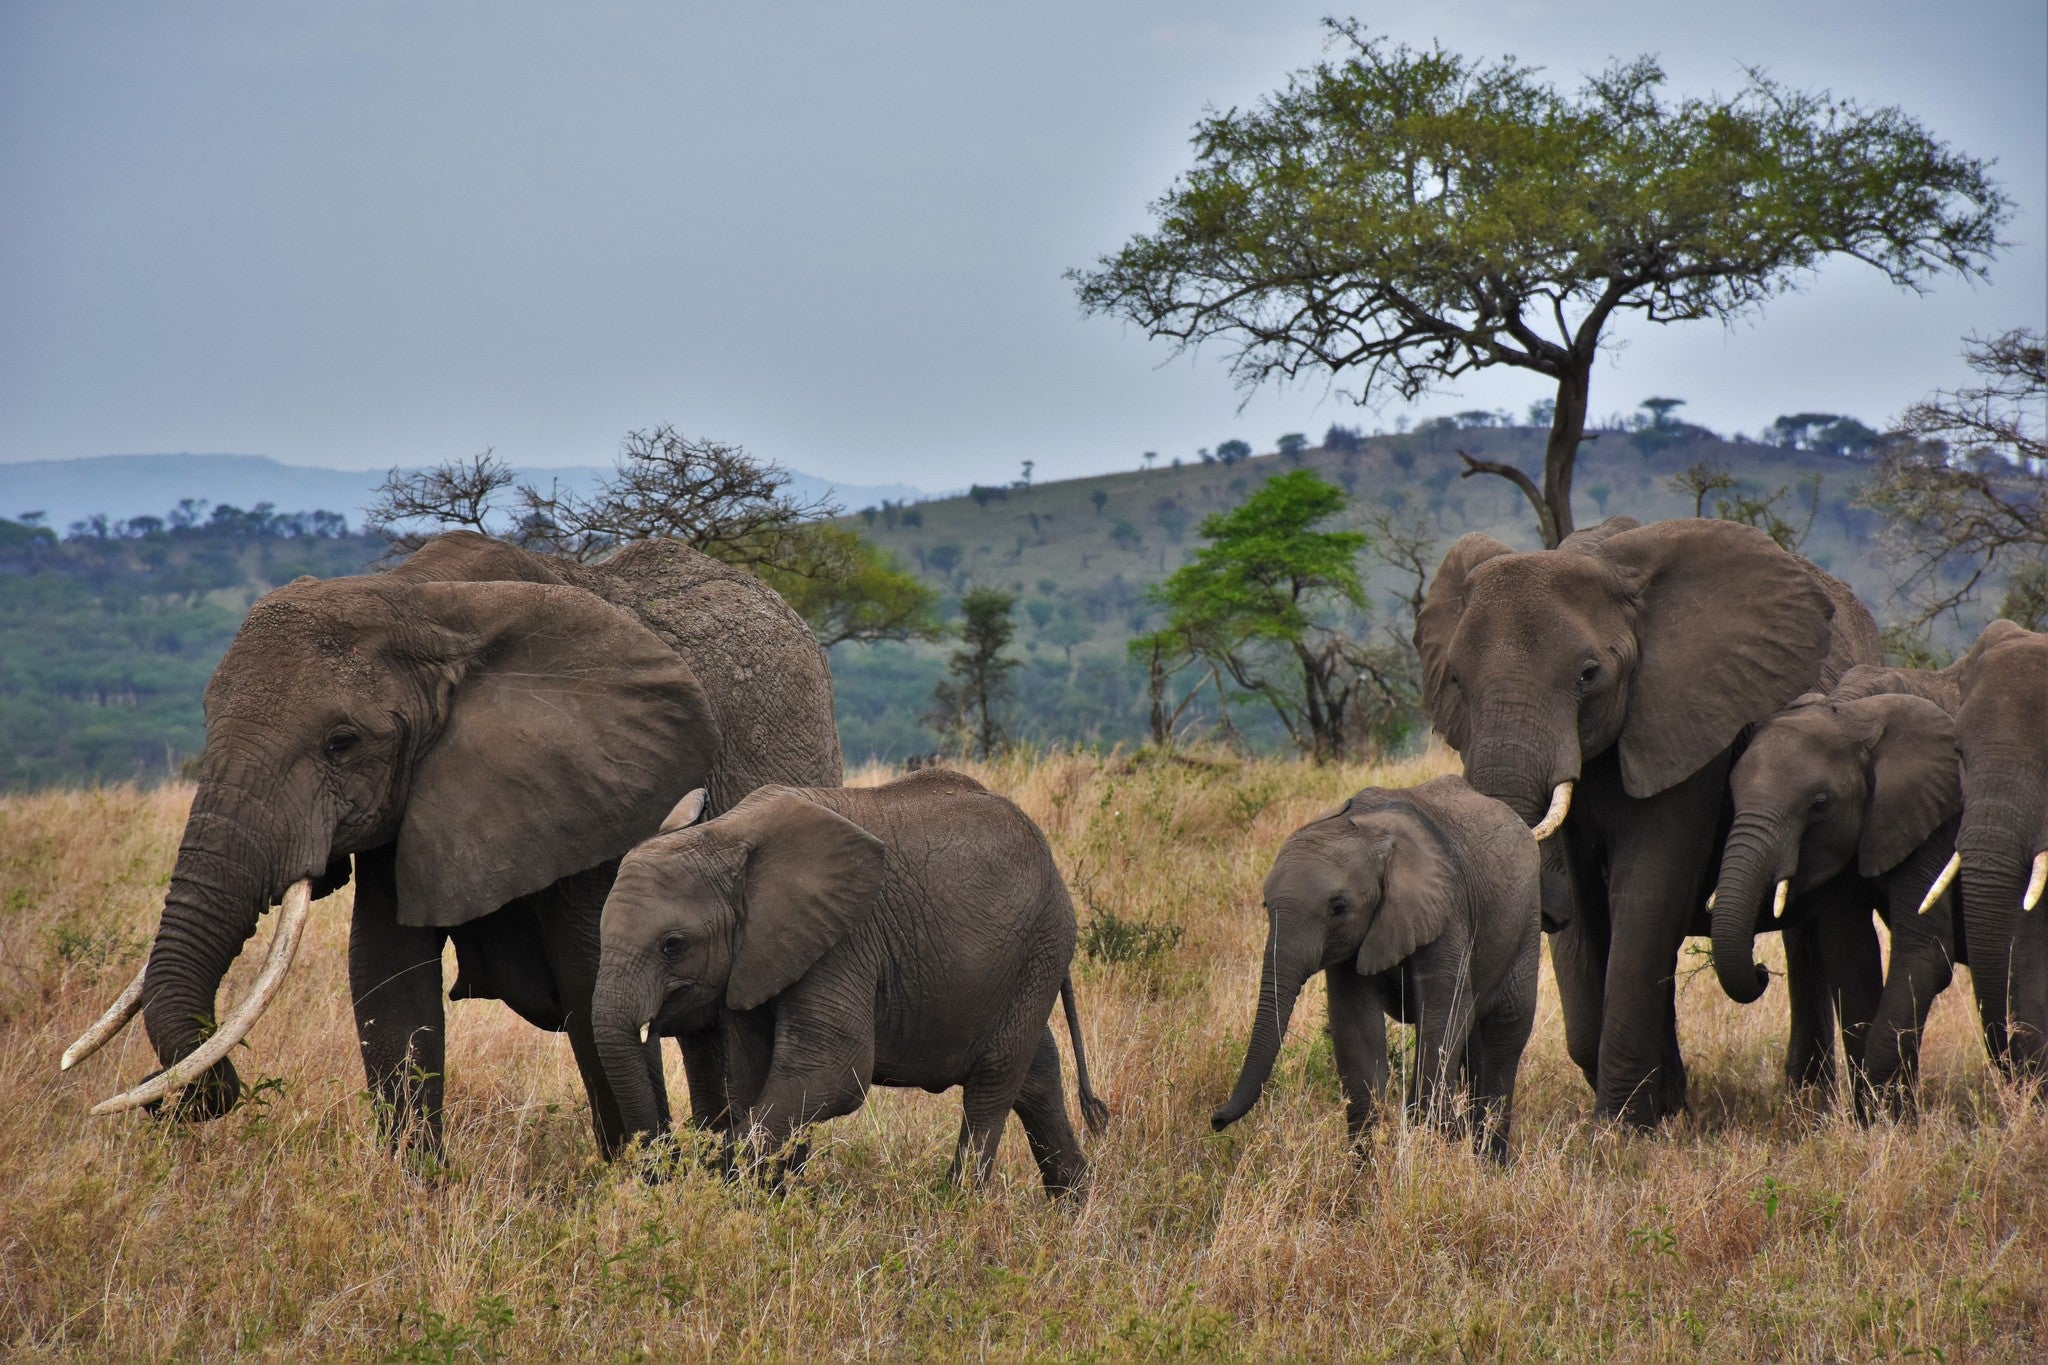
[3,1,2042,489]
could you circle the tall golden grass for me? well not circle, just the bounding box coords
[3,752,2042,1360]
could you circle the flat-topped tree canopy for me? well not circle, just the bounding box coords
[1072,19,2009,548]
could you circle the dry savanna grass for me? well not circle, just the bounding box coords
[2,752,2043,1360]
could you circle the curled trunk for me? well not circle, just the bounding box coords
[1711,817,1781,1004]
[1211,939,1311,1131]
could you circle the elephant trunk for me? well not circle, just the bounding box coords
[1463,706,1571,832]
[139,781,313,1118]
[1710,814,1783,1005]
[1211,932,1313,1131]
[593,973,667,1143]
[1957,809,2039,1072]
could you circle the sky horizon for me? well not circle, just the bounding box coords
[4,2,2042,489]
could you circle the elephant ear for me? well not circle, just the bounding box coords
[721,788,887,1011]
[1600,520,1836,798]
[1955,618,2036,695]
[1352,813,1460,977]
[394,581,721,928]
[1415,534,1515,752]
[1850,695,1962,877]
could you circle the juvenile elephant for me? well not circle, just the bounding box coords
[1707,691,1962,1113]
[62,531,842,1160]
[1415,516,1881,1126]
[593,769,1110,1196]
[1211,777,1540,1161]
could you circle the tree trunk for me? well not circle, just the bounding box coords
[1540,366,1592,547]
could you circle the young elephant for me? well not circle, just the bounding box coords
[1707,692,1962,1114]
[1212,777,1540,1161]
[593,768,1109,1196]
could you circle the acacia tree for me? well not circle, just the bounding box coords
[368,425,937,646]
[1861,328,2048,632]
[926,587,1022,759]
[1072,20,2008,547]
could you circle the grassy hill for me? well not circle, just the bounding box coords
[828,426,1907,761]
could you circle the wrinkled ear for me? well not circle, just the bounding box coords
[1416,534,1514,753]
[395,581,720,928]
[1353,815,1460,977]
[722,789,887,1011]
[1955,618,2034,694]
[1850,695,1962,877]
[660,789,710,834]
[1603,521,1836,798]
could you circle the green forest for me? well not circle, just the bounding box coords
[1,420,1972,791]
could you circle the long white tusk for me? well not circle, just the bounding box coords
[60,962,148,1071]
[2026,851,2047,912]
[1530,782,1573,842]
[90,879,312,1117]
[1773,881,1789,917]
[1916,852,1962,917]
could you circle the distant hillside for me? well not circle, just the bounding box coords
[0,453,924,533]
[826,426,1940,762]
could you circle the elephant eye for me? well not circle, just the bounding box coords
[1328,896,1348,917]
[323,728,360,759]
[1577,660,1600,689]
[1809,791,1830,814]
[659,933,687,963]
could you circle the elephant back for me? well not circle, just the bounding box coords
[1808,564,1885,692]
[563,539,844,810]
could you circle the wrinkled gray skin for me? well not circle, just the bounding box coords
[1709,690,1962,1115]
[1211,777,1540,1162]
[131,530,841,1158]
[1946,623,2048,1076]
[594,768,1109,1197]
[1416,517,1881,1127]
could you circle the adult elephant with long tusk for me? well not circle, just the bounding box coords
[1415,516,1881,1127]
[59,530,843,1158]
[1946,622,2048,1078]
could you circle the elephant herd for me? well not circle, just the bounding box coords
[54,519,2048,1196]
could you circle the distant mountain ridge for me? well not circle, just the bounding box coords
[1,453,926,532]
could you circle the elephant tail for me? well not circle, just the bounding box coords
[1061,973,1110,1135]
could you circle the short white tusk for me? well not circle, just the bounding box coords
[1917,852,1962,917]
[91,879,312,1117]
[1706,889,1716,911]
[1773,881,1789,917]
[639,1022,651,1044]
[61,962,149,1071]
[2026,851,2047,912]
[1530,782,1573,842]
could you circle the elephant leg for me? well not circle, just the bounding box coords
[1867,888,1956,1116]
[1781,916,1838,1099]
[1408,957,1477,1138]
[2010,898,2048,1079]
[536,868,667,1160]
[347,846,449,1156]
[1811,891,1883,1119]
[1009,1028,1089,1196]
[1468,994,1536,1164]
[676,1027,733,1134]
[1549,841,1609,1094]
[746,1010,873,1186]
[1326,968,1390,1145]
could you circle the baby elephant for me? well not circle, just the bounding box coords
[1212,776,1540,1161]
[593,768,1108,1196]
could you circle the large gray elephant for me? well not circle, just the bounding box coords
[1947,622,2048,1076]
[1415,516,1882,1126]
[1707,690,1963,1114]
[592,768,1109,1196]
[61,530,842,1159]
[1211,777,1540,1161]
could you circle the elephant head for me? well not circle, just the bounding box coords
[1951,621,2048,1066]
[593,787,886,1140]
[1212,794,1460,1130]
[69,568,719,1116]
[1708,694,1959,1002]
[1415,518,1840,830]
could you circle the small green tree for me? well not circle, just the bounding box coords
[1073,21,2007,548]
[926,587,1021,758]
[1134,470,1370,761]
[756,525,942,647]
[1090,489,1110,516]
[1277,432,1309,464]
